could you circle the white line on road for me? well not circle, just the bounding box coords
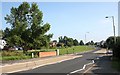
[68,60,95,75]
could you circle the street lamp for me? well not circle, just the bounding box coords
[105,16,116,44]
[85,32,89,45]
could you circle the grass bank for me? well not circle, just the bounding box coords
[1,46,95,60]
[59,46,94,55]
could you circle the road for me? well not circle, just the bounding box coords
[6,48,117,75]
[8,47,119,75]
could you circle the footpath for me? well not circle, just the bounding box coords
[81,49,120,74]
[0,53,82,73]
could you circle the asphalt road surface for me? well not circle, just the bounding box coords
[6,48,108,75]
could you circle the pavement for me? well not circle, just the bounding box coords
[79,50,120,75]
[84,55,118,73]
[1,53,83,73]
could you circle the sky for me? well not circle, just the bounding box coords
[1,1,118,43]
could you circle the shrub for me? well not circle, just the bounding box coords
[106,36,120,59]
[113,37,120,59]
[1,55,31,60]
[1,51,24,56]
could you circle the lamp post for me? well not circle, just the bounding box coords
[85,32,89,45]
[105,16,116,44]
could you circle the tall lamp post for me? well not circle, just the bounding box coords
[85,32,89,45]
[105,16,116,44]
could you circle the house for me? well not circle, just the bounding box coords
[49,41,57,47]
[0,39,6,50]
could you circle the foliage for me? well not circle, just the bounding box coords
[58,36,79,47]
[1,45,94,60]
[4,2,53,50]
[1,56,31,60]
[106,37,114,49]
[85,42,91,45]
[79,40,84,45]
[106,36,120,59]
[53,40,57,43]
[90,40,94,45]
[66,38,73,47]
[85,40,95,46]
[1,51,24,56]
[0,30,3,38]
[56,43,64,48]
[73,39,79,46]
[112,37,120,59]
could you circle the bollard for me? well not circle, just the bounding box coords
[32,53,34,58]
[56,49,59,56]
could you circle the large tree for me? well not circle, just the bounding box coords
[4,2,53,50]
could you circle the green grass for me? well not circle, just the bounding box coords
[0,56,31,60]
[1,46,94,60]
[59,46,94,55]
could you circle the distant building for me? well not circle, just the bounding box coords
[0,40,6,50]
[49,41,57,47]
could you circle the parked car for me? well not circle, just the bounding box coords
[18,47,23,50]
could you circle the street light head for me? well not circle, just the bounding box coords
[105,16,108,18]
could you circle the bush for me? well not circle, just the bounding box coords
[2,56,31,60]
[1,51,24,56]
[106,36,120,59]
[113,37,120,59]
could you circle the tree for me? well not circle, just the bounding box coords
[73,39,79,46]
[0,30,3,39]
[58,36,74,47]
[106,36,114,49]
[58,36,63,43]
[3,28,10,39]
[53,40,57,43]
[66,38,74,47]
[106,36,120,59]
[90,40,94,45]
[79,40,84,45]
[4,2,53,50]
[113,36,120,59]
[86,42,91,45]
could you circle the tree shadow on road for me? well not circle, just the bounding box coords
[90,55,119,75]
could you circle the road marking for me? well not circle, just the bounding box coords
[68,60,95,74]
[82,56,103,74]
[83,64,95,73]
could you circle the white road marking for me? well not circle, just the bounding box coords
[68,60,95,74]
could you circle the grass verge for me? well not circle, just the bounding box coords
[59,46,94,55]
[1,46,94,60]
[0,56,31,60]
